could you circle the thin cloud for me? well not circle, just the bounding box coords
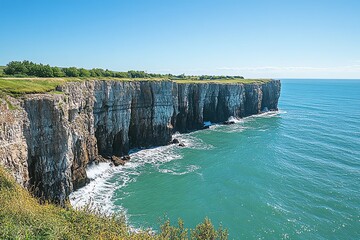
[217,65,360,72]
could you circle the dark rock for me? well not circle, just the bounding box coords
[202,125,210,129]
[93,155,106,167]
[223,120,235,125]
[94,155,107,162]
[121,155,131,161]
[178,143,185,147]
[170,138,180,144]
[111,156,126,166]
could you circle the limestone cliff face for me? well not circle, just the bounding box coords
[0,98,29,187]
[24,82,97,204]
[93,81,174,157]
[173,83,246,132]
[172,80,281,132]
[0,80,280,205]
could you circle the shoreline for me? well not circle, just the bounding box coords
[69,110,283,226]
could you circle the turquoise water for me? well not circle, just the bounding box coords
[72,79,360,239]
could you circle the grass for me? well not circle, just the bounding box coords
[0,66,5,76]
[0,77,273,96]
[0,91,17,110]
[0,78,66,96]
[0,77,168,96]
[174,78,271,84]
[0,166,228,239]
[0,167,143,239]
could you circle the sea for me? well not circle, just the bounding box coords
[70,79,360,239]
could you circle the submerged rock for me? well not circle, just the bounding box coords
[223,120,236,125]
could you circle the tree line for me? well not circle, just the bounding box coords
[2,61,165,78]
[2,60,244,80]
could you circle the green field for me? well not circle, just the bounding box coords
[0,78,67,95]
[0,77,272,96]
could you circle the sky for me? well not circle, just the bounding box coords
[1,0,360,78]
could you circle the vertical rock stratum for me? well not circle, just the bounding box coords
[0,80,281,205]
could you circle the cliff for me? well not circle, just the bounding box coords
[0,80,281,205]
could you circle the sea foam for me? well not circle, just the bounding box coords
[69,131,212,212]
[70,111,281,212]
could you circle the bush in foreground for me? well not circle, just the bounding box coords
[0,166,228,239]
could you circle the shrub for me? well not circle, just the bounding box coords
[63,67,79,77]
[190,218,228,240]
[79,68,91,77]
[52,67,65,77]
[3,61,27,75]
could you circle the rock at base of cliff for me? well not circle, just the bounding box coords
[94,155,108,165]
[110,155,131,166]
[121,155,131,161]
[111,156,126,166]
[223,120,235,125]
[169,138,180,144]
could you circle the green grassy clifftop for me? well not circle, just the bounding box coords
[0,77,272,96]
[0,60,272,96]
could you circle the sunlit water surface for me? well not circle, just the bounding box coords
[71,79,360,239]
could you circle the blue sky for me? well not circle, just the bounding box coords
[1,0,360,78]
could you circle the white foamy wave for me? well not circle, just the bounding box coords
[173,132,214,150]
[70,132,209,212]
[210,123,247,133]
[158,164,200,175]
[227,116,243,123]
[247,110,285,119]
[86,162,112,180]
[206,111,284,133]
[69,163,117,213]
[130,145,182,165]
[208,116,246,133]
